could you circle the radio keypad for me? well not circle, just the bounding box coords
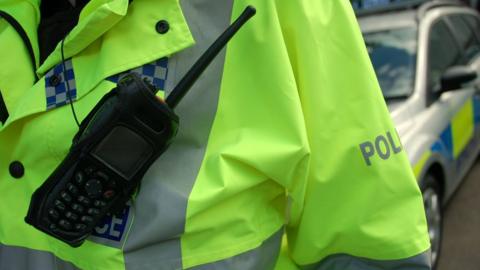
[67,183,79,195]
[78,196,91,206]
[103,190,115,200]
[81,215,94,224]
[59,219,72,230]
[54,200,66,212]
[48,209,60,220]
[84,179,103,199]
[71,203,84,213]
[60,191,73,203]
[75,224,87,231]
[47,167,118,233]
[93,200,107,208]
[65,211,79,221]
[87,208,100,216]
[74,172,85,185]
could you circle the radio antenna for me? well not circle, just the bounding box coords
[165,6,256,109]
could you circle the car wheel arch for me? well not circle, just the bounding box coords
[422,162,446,200]
[420,162,445,269]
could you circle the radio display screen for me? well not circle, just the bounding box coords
[92,126,153,179]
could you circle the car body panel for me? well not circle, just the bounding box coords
[359,5,480,204]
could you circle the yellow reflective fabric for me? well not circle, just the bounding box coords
[0,82,127,270]
[181,0,308,267]
[275,236,300,270]
[37,0,130,75]
[0,15,37,124]
[275,0,429,265]
[0,0,430,269]
[0,0,40,67]
[182,0,430,268]
[0,0,193,268]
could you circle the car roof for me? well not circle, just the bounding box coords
[359,10,418,33]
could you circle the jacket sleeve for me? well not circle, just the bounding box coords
[274,1,431,269]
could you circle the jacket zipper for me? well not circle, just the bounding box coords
[0,10,38,82]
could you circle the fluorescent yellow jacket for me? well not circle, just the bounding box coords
[0,0,430,269]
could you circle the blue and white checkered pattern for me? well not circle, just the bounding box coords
[45,59,77,110]
[107,57,169,90]
[45,58,168,110]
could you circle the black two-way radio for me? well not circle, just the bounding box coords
[25,6,256,247]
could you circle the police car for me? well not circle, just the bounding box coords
[356,0,480,267]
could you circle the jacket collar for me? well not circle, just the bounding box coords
[0,0,194,131]
[37,0,129,75]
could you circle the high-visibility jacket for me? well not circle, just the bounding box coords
[0,0,430,269]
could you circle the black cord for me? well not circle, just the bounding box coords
[60,38,81,128]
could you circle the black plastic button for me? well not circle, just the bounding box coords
[9,161,24,179]
[49,74,61,87]
[60,191,73,203]
[72,203,84,213]
[75,224,87,231]
[65,211,78,221]
[67,183,79,195]
[77,196,91,206]
[103,190,116,200]
[93,200,107,208]
[75,172,85,185]
[48,209,60,220]
[49,224,58,231]
[85,179,103,198]
[81,215,94,224]
[54,200,66,212]
[59,219,72,230]
[87,208,100,216]
[155,20,169,34]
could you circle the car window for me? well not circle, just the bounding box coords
[351,0,390,9]
[461,15,480,48]
[351,0,423,10]
[447,15,480,64]
[463,14,480,37]
[427,20,461,92]
[363,26,417,99]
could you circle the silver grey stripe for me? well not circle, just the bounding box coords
[302,250,431,270]
[0,244,78,270]
[123,0,233,269]
[188,229,283,270]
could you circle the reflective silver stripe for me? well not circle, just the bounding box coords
[123,0,233,269]
[0,244,78,270]
[301,250,431,270]
[188,229,283,270]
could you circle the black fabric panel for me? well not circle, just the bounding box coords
[38,2,83,65]
[38,0,90,64]
[0,90,8,124]
[40,0,75,18]
[0,10,37,81]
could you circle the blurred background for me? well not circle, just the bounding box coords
[350,0,480,269]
